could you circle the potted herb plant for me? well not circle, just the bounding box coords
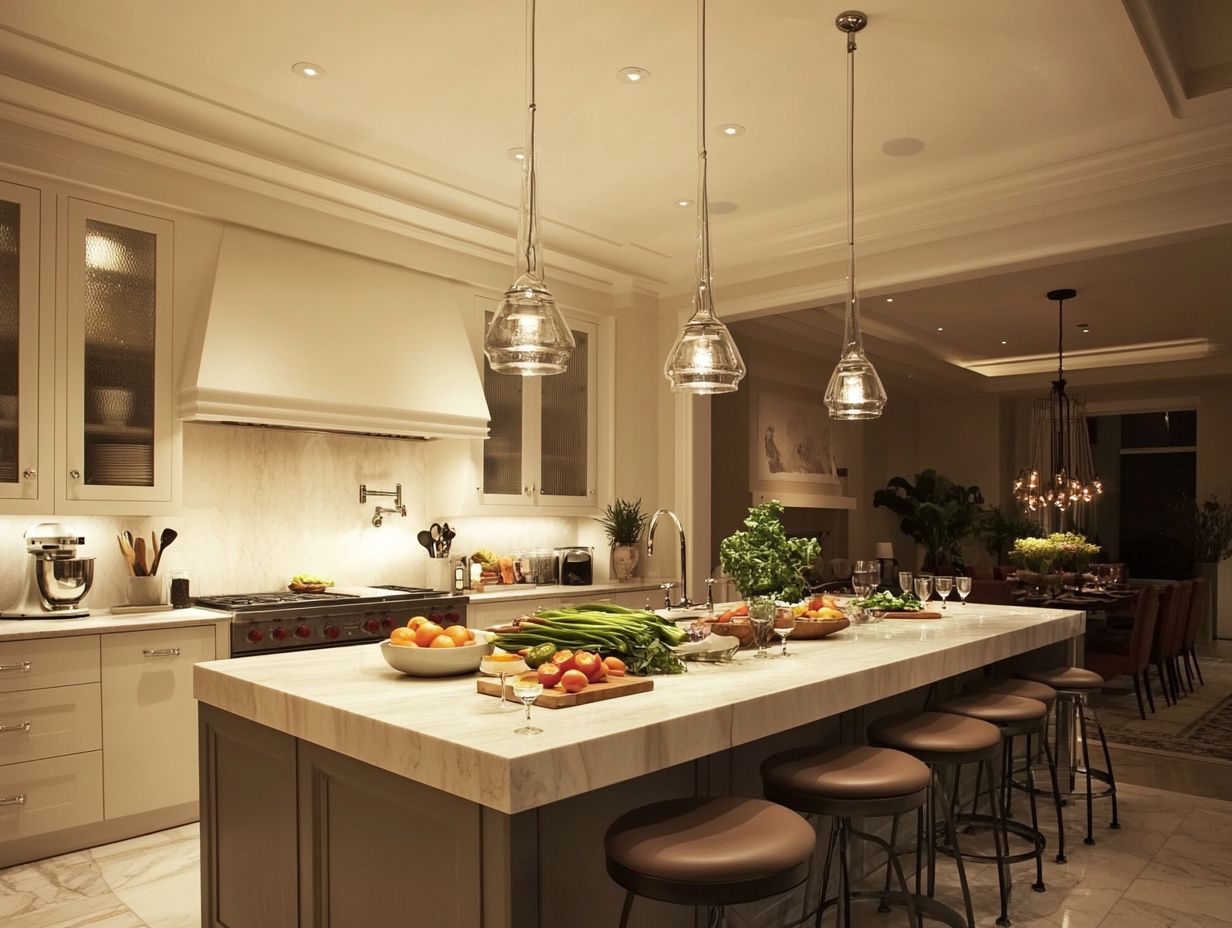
[719,499,820,604]
[596,497,649,581]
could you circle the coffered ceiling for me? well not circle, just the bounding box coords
[0,0,1229,387]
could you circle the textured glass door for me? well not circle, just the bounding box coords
[0,180,40,502]
[538,320,596,505]
[64,199,173,503]
[480,310,532,502]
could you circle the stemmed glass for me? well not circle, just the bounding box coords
[913,575,934,607]
[898,570,914,599]
[955,575,972,606]
[512,672,544,735]
[934,576,954,610]
[480,653,528,712]
[774,607,796,657]
[749,598,776,660]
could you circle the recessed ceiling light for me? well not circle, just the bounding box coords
[1079,323,1091,333]
[936,326,944,332]
[1000,339,1008,345]
[885,297,894,303]
[507,148,526,162]
[617,67,650,83]
[717,124,745,137]
[674,198,693,208]
[291,61,326,79]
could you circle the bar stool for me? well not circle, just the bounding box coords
[604,796,815,927]
[968,678,1067,863]
[869,711,1005,928]
[1019,666,1117,846]
[932,692,1062,913]
[762,745,964,927]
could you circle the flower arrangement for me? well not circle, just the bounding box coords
[1009,532,1101,574]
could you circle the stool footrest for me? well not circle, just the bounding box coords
[799,890,967,928]
[938,813,1047,866]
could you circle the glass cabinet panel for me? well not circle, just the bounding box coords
[539,327,587,497]
[482,343,524,496]
[0,180,39,505]
[0,198,19,485]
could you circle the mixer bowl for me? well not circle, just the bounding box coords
[34,557,95,609]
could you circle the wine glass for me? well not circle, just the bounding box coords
[512,672,544,735]
[749,598,776,660]
[774,607,796,657]
[914,575,934,607]
[897,570,914,599]
[955,575,972,606]
[480,653,528,712]
[934,576,954,610]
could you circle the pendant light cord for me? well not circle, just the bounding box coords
[847,29,856,306]
[1056,296,1065,384]
[524,0,539,278]
[696,0,714,308]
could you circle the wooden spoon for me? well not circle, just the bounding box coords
[133,537,148,577]
[116,533,137,575]
[150,528,178,576]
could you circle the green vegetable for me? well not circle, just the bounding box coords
[851,591,921,612]
[719,500,819,601]
[492,605,686,676]
[524,643,558,669]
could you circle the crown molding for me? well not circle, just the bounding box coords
[963,338,1219,378]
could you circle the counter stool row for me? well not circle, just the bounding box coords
[604,670,1118,927]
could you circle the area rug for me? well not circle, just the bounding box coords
[1088,656,1232,763]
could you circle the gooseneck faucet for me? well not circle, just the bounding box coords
[647,508,697,609]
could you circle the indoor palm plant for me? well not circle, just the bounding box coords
[596,497,649,581]
[872,469,984,572]
[1187,495,1232,639]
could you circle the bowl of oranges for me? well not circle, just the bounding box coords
[379,616,494,677]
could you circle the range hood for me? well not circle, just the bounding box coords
[179,227,490,439]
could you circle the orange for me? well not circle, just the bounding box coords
[429,635,456,648]
[415,622,445,647]
[444,625,471,647]
[466,629,475,641]
[390,627,416,647]
[407,615,429,629]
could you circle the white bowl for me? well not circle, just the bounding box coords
[378,629,494,677]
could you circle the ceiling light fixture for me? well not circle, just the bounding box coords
[674,198,693,208]
[291,62,325,79]
[885,297,894,303]
[663,0,745,395]
[823,10,886,420]
[717,123,745,137]
[484,0,575,376]
[1012,288,1102,516]
[936,326,944,332]
[507,147,527,161]
[617,67,651,83]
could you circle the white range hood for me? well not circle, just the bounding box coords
[179,227,489,439]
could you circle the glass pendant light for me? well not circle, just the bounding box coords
[663,0,746,394]
[823,11,887,420]
[484,0,575,376]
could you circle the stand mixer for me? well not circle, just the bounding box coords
[1,522,96,619]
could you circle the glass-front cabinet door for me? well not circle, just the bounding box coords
[0,180,41,502]
[63,198,173,504]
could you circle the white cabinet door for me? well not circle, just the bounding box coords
[60,197,175,510]
[0,180,45,507]
[469,598,559,629]
[100,625,214,819]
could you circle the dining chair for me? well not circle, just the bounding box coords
[1150,581,1192,706]
[1085,586,1162,719]
[966,579,1016,605]
[1180,576,1208,691]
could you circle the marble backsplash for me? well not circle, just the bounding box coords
[0,423,584,610]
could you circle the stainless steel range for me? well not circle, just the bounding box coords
[195,585,468,657]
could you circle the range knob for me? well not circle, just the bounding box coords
[444,612,460,627]
[324,625,340,640]
[429,611,442,625]
[246,628,264,644]
[295,625,312,639]
[380,615,395,631]
[271,626,289,641]
[364,617,381,634]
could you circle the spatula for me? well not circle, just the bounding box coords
[117,533,137,575]
[150,528,178,576]
[133,537,149,577]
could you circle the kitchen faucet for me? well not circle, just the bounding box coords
[647,509,698,610]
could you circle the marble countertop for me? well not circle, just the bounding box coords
[465,577,676,604]
[195,603,1083,814]
[0,607,232,641]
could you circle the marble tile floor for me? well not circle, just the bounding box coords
[3,782,1232,926]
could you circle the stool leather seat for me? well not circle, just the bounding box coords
[975,678,1058,707]
[869,710,1001,761]
[1019,666,1103,690]
[933,692,1047,724]
[761,745,930,799]
[605,797,814,892]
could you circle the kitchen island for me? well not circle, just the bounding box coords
[194,604,1082,928]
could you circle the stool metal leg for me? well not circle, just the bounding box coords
[934,766,976,928]
[879,813,899,914]
[838,818,853,928]
[984,757,1013,928]
[1041,733,1067,863]
[816,817,840,928]
[849,820,921,928]
[1086,696,1119,829]
[1023,733,1046,893]
[617,889,635,928]
[1077,701,1095,846]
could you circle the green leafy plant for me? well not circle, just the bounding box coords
[719,499,820,602]
[1008,532,1100,573]
[595,497,649,546]
[981,506,1040,564]
[1187,495,1232,562]
[872,469,984,572]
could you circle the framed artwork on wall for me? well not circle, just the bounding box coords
[754,390,839,487]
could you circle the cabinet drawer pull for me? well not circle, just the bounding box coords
[142,648,181,658]
[0,721,31,734]
[0,794,26,806]
[0,661,31,673]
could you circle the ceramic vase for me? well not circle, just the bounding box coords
[611,544,639,581]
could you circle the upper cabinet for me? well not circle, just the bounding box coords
[476,302,601,512]
[0,175,179,516]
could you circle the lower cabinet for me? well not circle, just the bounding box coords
[0,752,103,842]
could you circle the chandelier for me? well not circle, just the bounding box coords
[1013,288,1103,512]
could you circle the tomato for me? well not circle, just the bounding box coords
[602,656,627,676]
[414,622,445,647]
[429,635,456,648]
[537,662,563,688]
[560,669,589,693]
[390,627,416,647]
[444,625,471,647]
[574,651,604,682]
[552,650,576,672]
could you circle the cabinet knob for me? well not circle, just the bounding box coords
[22,469,35,479]
[69,469,81,479]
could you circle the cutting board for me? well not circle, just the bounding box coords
[883,611,943,620]
[477,674,653,708]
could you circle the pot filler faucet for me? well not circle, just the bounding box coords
[647,509,699,610]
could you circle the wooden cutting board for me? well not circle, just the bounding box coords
[477,674,653,708]
[883,611,943,620]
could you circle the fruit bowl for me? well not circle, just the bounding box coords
[379,630,494,677]
[791,616,850,639]
[288,582,329,593]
